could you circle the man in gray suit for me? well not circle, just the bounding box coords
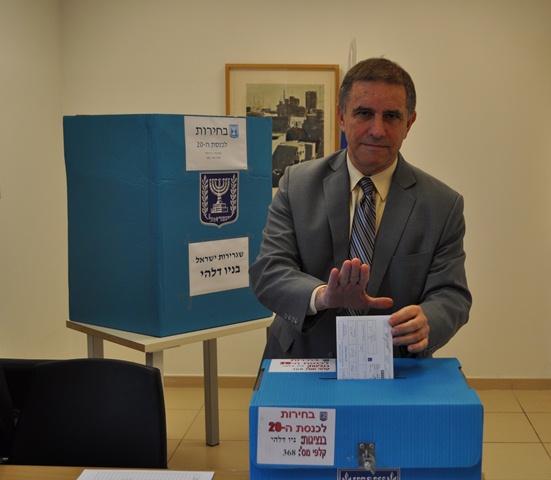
[250,58,471,359]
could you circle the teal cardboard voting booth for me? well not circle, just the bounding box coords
[250,358,483,480]
[64,114,272,337]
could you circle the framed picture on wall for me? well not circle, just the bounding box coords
[225,64,340,188]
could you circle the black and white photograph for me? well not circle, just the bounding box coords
[226,64,339,187]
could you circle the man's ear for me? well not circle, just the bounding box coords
[406,111,417,132]
[337,105,345,131]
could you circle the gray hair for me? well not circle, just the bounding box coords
[338,57,416,117]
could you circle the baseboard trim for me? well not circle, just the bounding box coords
[164,375,551,390]
[164,375,257,389]
[467,378,551,390]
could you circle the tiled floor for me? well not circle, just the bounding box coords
[165,386,551,479]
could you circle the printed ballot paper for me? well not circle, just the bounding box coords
[336,315,394,379]
[77,470,213,480]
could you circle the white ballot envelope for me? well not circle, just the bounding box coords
[336,315,394,379]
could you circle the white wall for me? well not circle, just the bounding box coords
[1,0,550,379]
[0,0,70,357]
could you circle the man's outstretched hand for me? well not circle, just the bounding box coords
[314,258,393,312]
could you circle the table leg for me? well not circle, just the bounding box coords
[203,338,220,446]
[146,351,164,382]
[86,334,104,358]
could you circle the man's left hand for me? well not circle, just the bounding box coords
[389,305,429,354]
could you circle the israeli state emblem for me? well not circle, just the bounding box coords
[200,172,239,227]
[229,124,239,139]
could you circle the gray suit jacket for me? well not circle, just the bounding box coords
[249,150,471,359]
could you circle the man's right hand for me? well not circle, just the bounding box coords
[314,258,393,312]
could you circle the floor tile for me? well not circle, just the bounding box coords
[483,412,540,442]
[514,390,551,412]
[165,408,201,440]
[168,439,249,470]
[477,390,522,412]
[527,412,551,443]
[184,409,250,441]
[164,387,204,410]
[167,438,181,459]
[482,443,551,479]
[218,387,254,410]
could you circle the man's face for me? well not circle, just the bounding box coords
[338,81,416,176]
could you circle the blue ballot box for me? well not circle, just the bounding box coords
[250,358,483,480]
[64,114,272,336]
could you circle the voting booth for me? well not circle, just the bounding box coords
[64,114,272,337]
[250,358,483,480]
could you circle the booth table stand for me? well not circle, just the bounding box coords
[66,316,273,446]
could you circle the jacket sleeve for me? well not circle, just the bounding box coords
[249,166,329,333]
[418,193,472,356]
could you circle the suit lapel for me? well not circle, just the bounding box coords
[324,151,350,268]
[320,152,418,295]
[367,155,417,296]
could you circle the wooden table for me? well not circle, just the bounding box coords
[66,316,273,446]
[0,465,249,479]
[0,465,484,480]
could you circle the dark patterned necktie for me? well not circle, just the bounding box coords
[347,177,376,315]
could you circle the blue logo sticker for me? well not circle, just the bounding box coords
[229,124,239,138]
[200,172,239,228]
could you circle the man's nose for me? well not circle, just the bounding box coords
[367,115,385,138]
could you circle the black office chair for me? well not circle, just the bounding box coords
[0,366,14,462]
[8,358,167,468]
[0,359,49,417]
[1,359,52,463]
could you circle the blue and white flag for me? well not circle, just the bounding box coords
[340,37,357,150]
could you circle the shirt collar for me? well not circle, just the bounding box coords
[347,155,397,201]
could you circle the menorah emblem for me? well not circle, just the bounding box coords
[209,178,230,214]
[200,172,239,227]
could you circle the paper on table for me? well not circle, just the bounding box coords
[336,315,394,379]
[77,470,214,480]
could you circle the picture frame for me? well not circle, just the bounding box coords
[225,64,340,188]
